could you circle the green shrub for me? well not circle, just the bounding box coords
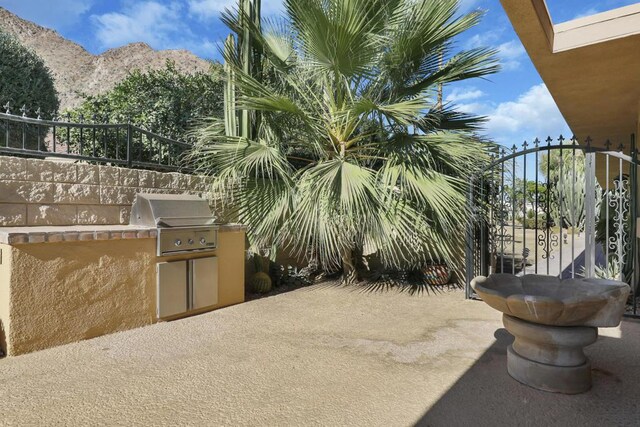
[0,31,59,150]
[61,61,224,163]
[65,61,224,139]
[517,212,547,229]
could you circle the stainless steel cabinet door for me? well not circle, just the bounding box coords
[157,261,188,318]
[190,256,218,309]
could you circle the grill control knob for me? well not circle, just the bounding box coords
[187,238,194,245]
[200,237,206,245]
[174,239,182,246]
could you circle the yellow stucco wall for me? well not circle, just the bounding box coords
[6,239,156,356]
[0,244,12,354]
[208,230,245,310]
[0,229,246,356]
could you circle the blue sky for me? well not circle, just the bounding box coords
[1,0,638,147]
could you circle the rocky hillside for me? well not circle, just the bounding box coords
[0,7,212,112]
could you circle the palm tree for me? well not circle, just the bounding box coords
[188,0,499,282]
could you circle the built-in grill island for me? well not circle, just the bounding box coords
[0,192,246,356]
[130,194,221,319]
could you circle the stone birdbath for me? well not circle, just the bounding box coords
[471,274,630,394]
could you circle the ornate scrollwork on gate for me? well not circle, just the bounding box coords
[536,184,558,260]
[537,227,559,260]
[498,188,514,246]
[484,165,516,273]
[487,176,500,258]
[607,175,630,278]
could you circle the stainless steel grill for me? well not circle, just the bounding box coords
[130,193,219,319]
[130,193,218,256]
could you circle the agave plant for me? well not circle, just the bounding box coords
[580,261,622,282]
[188,0,499,281]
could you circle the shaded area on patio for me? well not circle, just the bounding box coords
[419,321,640,426]
[0,285,639,426]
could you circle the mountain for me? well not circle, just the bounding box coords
[0,7,212,112]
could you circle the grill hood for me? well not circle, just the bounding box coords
[130,193,215,228]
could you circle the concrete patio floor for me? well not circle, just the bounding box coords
[1,284,639,426]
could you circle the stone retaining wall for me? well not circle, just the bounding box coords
[0,156,211,226]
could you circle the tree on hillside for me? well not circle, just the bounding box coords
[189,0,499,282]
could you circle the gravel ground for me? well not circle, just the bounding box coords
[0,284,639,426]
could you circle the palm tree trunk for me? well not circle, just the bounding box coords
[342,247,356,283]
[342,242,365,283]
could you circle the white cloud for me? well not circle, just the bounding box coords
[178,37,226,58]
[465,31,501,49]
[572,7,599,20]
[91,2,192,50]
[2,0,94,29]
[456,102,487,115]
[460,84,570,144]
[90,1,226,58]
[465,32,526,72]
[458,0,482,13]
[445,87,485,103]
[496,40,526,71]
[187,0,235,20]
[188,0,284,21]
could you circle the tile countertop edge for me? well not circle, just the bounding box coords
[0,223,247,245]
[217,223,248,232]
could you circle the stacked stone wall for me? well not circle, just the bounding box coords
[0,156,211,226]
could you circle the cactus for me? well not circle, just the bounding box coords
[223,0,262,140]
[250,253,272,293]
[223,34,237,137]
[550,161,601,231]
[251,271,272,293]
[227,0,268,293]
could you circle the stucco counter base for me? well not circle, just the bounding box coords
[0,225,246,356]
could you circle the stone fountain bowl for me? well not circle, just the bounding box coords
[471,274,630,327]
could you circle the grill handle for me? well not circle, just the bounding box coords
[155,216,216,227]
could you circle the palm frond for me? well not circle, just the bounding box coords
[400,47,500,97]
[285,0,387,78]
[190,0,499,279]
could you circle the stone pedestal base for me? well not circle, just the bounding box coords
[503,314,598,394]
[506,345,593,394]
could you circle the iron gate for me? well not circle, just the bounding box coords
[465,135,640,318]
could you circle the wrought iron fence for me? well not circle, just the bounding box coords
[0,104,193,172]
[465,135,640,318]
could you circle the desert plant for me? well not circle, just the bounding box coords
[594,261,622,281]
[550,166,586,230]
[189,0,499,281]
[539,147,585,182]
[541,150,601,231]
[580,261,622,281]
[249,253,272,293]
